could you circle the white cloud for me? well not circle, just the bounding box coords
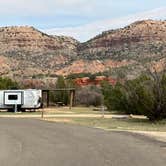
[0,0,100,16]
[43,7,166,42]
[0,0,48,15]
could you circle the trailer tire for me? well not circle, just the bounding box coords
[21,109,26,112]
[7,108,14,112]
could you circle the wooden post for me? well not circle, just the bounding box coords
[73,90,75,106]
[69,91,74,109]
[101,105,105,118]
[41,108,44,118]
[42,91,45,107]
[14,104,17,113]
[47,90,50,107]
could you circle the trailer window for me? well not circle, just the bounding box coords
[8,95,18,100]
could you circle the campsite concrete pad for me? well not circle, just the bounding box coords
[0,118,165,166]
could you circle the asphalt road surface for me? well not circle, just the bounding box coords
[0,118,165,166]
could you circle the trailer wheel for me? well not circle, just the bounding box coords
[21,109,26,112]
[7,108,14,112]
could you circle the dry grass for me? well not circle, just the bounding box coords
[44,118,73,123]
[43,117,166,132]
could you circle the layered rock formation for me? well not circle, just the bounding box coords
[77,20,166,78]
[0,26,78,79]
[0,20,165,85]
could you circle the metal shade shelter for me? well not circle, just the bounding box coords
[42,88,75,109]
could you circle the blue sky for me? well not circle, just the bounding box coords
[0,0,165,41]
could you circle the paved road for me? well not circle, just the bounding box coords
[0,118,165,166]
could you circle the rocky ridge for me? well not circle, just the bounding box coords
[0,20,165,86]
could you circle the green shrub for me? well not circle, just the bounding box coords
[0,77,19,90]
[102,73,166,121]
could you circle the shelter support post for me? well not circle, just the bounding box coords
[47,90,50,107]
[69,90,74,109]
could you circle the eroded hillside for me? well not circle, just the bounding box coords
[0,20,165,86]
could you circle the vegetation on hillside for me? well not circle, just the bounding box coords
[66,71,111,80]
[0,77,19,90]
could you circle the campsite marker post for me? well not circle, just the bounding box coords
[101,105,105,118]
[41,107,44,118]
[14,104,17,113]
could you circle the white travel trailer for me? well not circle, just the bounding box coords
[0,89,42,112]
